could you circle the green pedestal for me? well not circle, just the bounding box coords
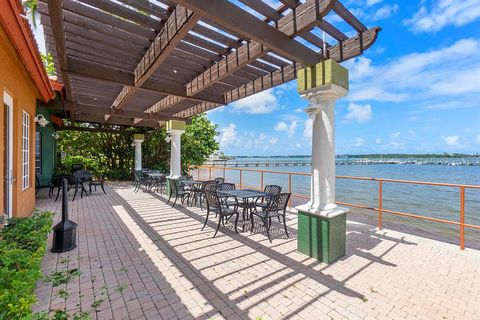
[166,178,175,198]
[297,209,346,264]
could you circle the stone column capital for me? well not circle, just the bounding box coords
[167,128,185,135]
[301,83,348,104]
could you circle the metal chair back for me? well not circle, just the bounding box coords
[217,182,235,192]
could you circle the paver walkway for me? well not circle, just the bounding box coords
[34,183,480,320]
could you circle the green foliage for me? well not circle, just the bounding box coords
[143,113,219,173]
[22,0,38,28]
[40,53,56,76]
[51,310,69,320]
[44,269,81,287]
[57,114,219,179]
[0,211,53,319]
[115,284,128,294]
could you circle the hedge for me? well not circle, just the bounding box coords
[0,211,54,319]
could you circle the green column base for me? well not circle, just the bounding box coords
[166,178,175,198]
[297,209,347,264]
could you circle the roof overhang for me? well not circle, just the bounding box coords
[0,0,55,102]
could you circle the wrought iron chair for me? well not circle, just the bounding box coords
[256,185,282,218]
[52,174,76,201]
[89,174,106,194]
[216,182,237,208]
[191,180,216,209]
[166,178,190,207]
[203,190,239,238]
[133,170,145,192]
[251,193,291,242]
[214,177,225,185]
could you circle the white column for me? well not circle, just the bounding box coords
[133,138,144,170]
[168,129,185,178]
[296,84,349,218]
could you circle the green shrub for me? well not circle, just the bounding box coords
[0,211,54,319]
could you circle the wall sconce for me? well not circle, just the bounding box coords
[52,132,60,140]
[165,133,172,143]
[35,114,50,127]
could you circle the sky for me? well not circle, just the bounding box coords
[31,0,480,156]
[208,0,480,156]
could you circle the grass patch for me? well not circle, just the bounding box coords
[45,269,81,287]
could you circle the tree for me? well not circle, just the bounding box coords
[56,114,219,179]
[143,113,219,173]
[40,53,56,76]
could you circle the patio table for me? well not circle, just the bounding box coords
[218,189,268,231]
[180,180,205,205]
[145,172,165,191]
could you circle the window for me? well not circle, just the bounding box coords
[22,111,30,190]
[35,132,42,174]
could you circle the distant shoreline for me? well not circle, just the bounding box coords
[229,153,480,159]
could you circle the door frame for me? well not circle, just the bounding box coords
[3,91,13,219]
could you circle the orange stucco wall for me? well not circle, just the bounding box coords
[0,24,39,218]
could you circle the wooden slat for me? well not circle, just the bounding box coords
[332,1,367,32]
[47,101,186,122]
[79,0,161,30]
[41,0,155,39]
[173,0,320,65]
[64,57,224,104]
[115,0,168,20]
[111,6,200,112]
[315,19,348,42]
[46,0,73,100]
[185,0,333,97]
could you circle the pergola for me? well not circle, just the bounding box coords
[40,0,380,263]
[39,0,379,129]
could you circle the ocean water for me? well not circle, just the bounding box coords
[194,157,480,247]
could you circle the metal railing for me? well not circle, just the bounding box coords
[193,165,480,250]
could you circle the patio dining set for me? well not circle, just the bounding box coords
[133,169,291,242]
[47,164,106,201]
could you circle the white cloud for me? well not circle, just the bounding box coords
[218,124,237,148]
[442,136,460,146]
[344,103,373,123]
[294,108,303,113]
[366,0,382,6]
[391,132,401,139]
[274,121,297,138]
[268,137,278,145]
[345,38,480,109]
[375,137,382,144]
[477,135,480,144]
[373,4,398,21]
[408,130,416,138]
[354,138,365,147]
[231,89,278,114]
[303,119,313,139]
[405,0,480,33]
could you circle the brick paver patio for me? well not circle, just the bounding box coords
[34,183,480,320]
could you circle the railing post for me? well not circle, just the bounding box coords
[378,180,383,230]
[209,166,212,180]
[239,170,243,189]
[223,167,226,179]
[197,167,200,180]
[460,186,465,250]
[288,173,292,207]
[261,171,264,191]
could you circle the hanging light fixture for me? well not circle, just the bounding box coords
[165,133,172,143]
[52,132,60,140]
[35,114,50,127]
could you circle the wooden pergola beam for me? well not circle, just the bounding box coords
[46,101,187,122]
[64,57,224,105]
[73,114,160,128]
[172,0,320,65]
[148,0,334,113]
[110,6,200,113]
[177,26,381,118]
[47,0,73,101]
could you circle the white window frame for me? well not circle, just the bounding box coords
[22,111,30,190]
